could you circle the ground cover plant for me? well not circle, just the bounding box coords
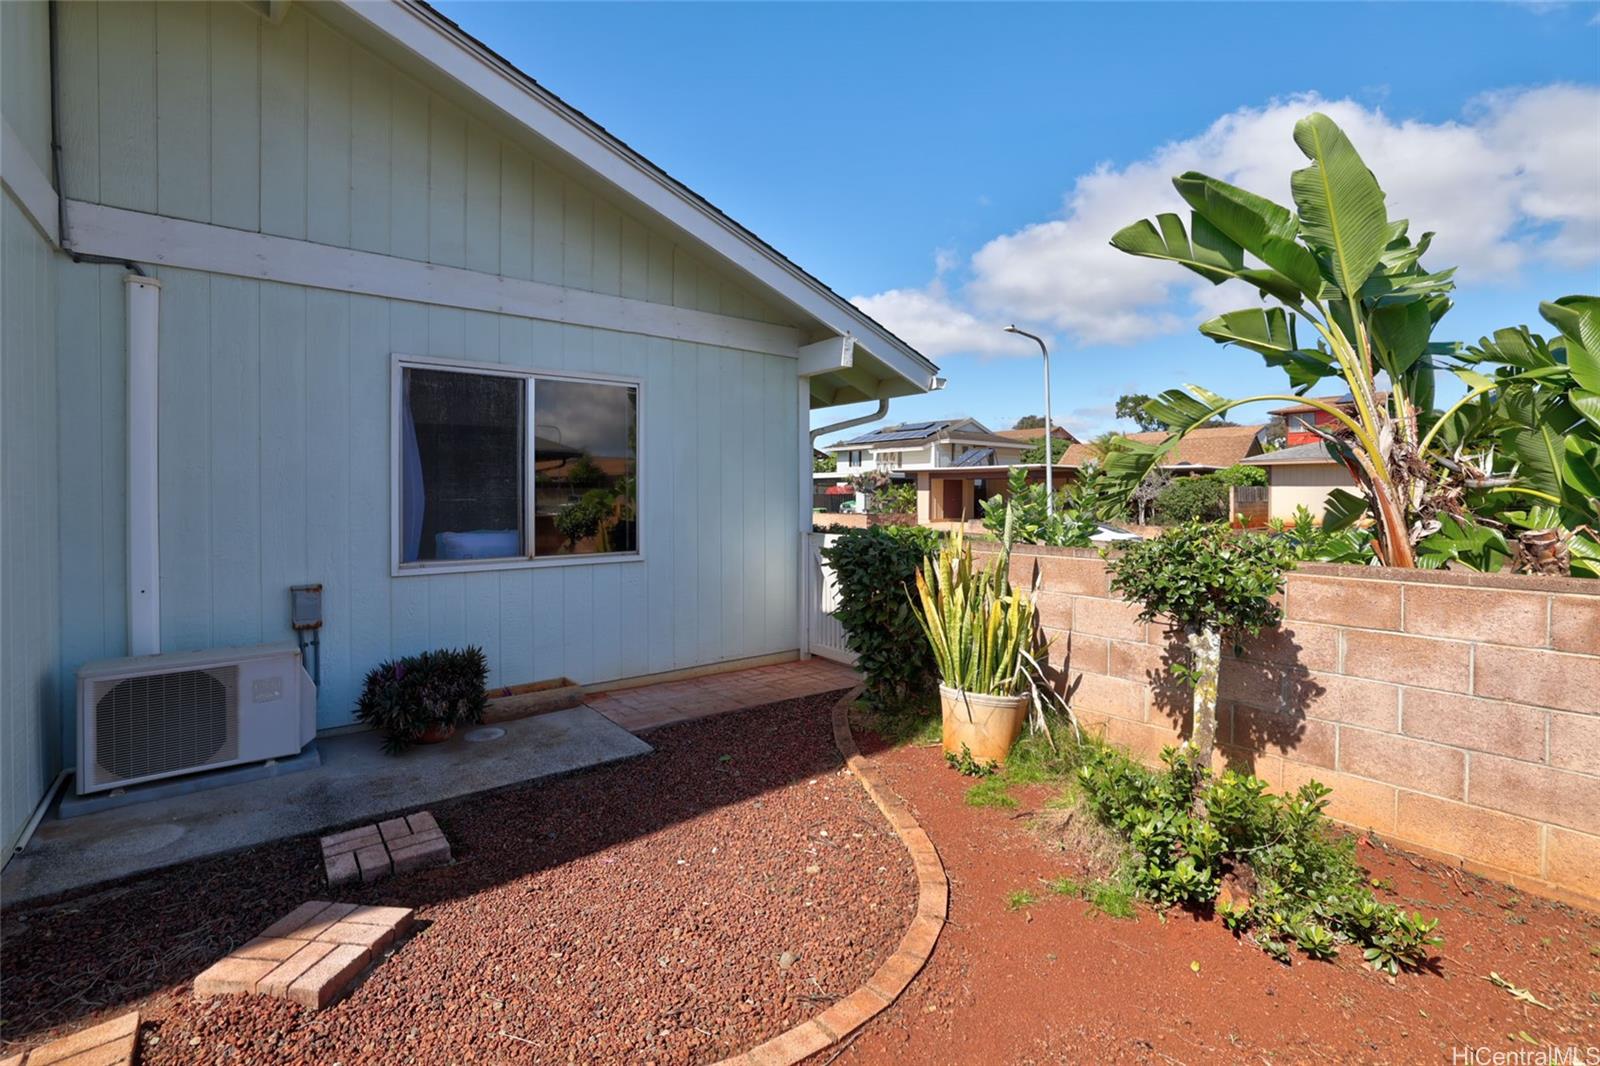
[1077,744,1442,971]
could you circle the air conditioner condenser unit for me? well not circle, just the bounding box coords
[76,643,317,795]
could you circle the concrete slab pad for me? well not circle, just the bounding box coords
[2,706,651,905]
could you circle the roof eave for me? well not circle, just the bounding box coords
[340,1,938,396]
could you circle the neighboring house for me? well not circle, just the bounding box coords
[0,0,938,849]
[821,418,1033,516]
[991,426,1076,447]
[912,423,1266,526]
[1241,442,1358,522]
[823,418,1032,476]
[1056,424,1266,474]
[1241,397,1367,523]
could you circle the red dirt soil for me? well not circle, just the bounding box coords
[831,728,1600,1066]
[2,691,916,1065]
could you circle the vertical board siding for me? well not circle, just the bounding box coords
[53,1,794,328]
[37,1,810,749]
[52,267,802,731]
[3,193,61,850]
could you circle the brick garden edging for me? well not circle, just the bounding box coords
[0,1010,140,1066]
[716,686,947,1066]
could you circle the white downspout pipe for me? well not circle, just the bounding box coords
[126,274,161,655]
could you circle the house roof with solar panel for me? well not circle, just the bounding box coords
[825,418,1023,452]
[818,418,1035,477]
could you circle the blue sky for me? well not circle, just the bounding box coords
[438,2,1600,441]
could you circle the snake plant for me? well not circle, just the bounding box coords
[911,514,1036,697]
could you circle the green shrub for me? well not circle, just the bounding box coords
[356,646,489,753]
[1153,475,1229,523]
[981,467,1099,547]
[820,524,941,708]
[1212,463,1267,487]
[870,482,917,515]
[1077,744,1441,971]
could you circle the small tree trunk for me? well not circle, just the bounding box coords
[1185,624,1221,797]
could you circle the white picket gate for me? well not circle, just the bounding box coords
[807,532,856,664]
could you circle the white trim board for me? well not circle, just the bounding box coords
[336,0,938,394]
[61,199,803,357]
[1,117,60,246]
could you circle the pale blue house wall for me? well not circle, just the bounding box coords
[1,0,63,850]
[2,0,813,833]
[56,263,801,738]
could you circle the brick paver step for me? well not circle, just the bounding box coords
[192,900,413,1011]
[319,811,451,886]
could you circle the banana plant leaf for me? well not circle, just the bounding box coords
[1290,113,1390,300]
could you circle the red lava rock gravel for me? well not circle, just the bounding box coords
[2,690,917,1064]
[833,727,1600,1065]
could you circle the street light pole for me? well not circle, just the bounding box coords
[1004,325,1054,517]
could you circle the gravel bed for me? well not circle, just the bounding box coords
[2,690,917,1064]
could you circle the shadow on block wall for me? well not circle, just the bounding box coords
[1146,625,1325,777]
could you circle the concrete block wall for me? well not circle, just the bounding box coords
[978,543,1600,908]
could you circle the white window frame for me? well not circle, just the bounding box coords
[390,354,645,576]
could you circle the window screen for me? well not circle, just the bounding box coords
[400,368,525,563]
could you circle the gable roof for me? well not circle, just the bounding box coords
[1243,441,1344,465]
[992,427,1078,443]
[828,420,964,448]
[1269,392,1388,417]
[1059,425,1266,469]
[339,2,937,404]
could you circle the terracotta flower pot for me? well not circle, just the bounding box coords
[939,684,1028,766]
[416,722,456,744]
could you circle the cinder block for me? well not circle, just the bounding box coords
[232,937,308,962]
[376,817,411,844]
[1402,689,1545,762]
[1475,644,1600,715]
[1550,595,1600,655]
[1342,630,1471,692]
[1338,727,1465,799]
[1394,792,1543,877]
[314,920,395,952]
[1403,585,1548,647]
[1286,574,1401,629]
[22,1011,139,1066]
[1467,754,1600,834]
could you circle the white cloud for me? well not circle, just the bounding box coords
[857,86,1600,354]
[852,282,1051,359]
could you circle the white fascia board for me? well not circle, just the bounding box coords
[797,334,853,377]
[63,200,801,356]
[338,1,937,393]
[1,116,60,246]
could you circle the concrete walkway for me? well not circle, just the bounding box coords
[2,706,649,906]
[586,657,860,732]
